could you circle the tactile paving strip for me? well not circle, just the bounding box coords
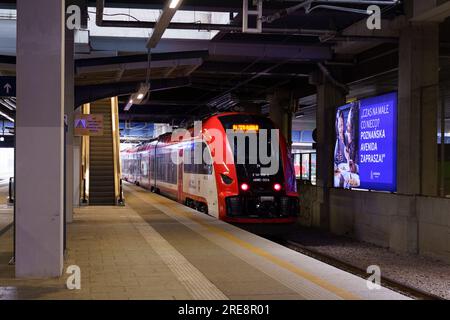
[127,209,229,300]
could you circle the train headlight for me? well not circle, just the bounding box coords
[274,183,282,191]
[240,183,250,192]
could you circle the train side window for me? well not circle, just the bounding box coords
[202,143,213,175]
[183,143,195,174]
[182,142,212,175]
[167,152,176,184]
[141,161,147,176]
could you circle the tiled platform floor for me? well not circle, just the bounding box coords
[0,182,7,204]
[0,184,409,300]
[0,183,12,239]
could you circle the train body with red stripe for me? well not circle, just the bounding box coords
[121,113,299,224]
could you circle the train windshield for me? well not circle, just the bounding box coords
[218,114,284,186]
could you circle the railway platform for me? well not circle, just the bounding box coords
[0,181,11,235]
[0,184,408,300]
[0,179,8,202]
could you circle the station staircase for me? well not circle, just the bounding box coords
[81,98,122,206]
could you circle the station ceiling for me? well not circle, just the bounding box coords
[1,1,450,129]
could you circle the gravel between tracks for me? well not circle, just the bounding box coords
[286,227,450,300]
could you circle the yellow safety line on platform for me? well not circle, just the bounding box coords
[177,208,359,300]
[133,189,360,300]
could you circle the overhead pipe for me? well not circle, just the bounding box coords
[95,0,385,41]
[308,0,400,6]
[307,5,371,15]
[95,13,335,37]
[264,0,314,23]
[265,0,401,23]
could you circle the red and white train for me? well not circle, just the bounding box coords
[121,113,299,224]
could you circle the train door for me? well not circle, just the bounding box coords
[149,146,154,191]
[177,148,183,202]
[139,152,149,188]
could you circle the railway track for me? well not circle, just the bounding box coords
[268,236,442,300]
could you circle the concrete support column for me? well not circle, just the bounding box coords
[315,77,345,229]
[16,0,65,277]
[268,89,294,146]
[397,22,439,196]
[65,27,74,223]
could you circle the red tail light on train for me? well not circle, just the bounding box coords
[240,183,250,192]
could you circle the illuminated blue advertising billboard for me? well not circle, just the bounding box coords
[334,92,397,192]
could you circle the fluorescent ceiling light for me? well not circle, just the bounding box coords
[169,0,181,9]
[0,111,14,122]
[292,142,313,147]
[4,99,16,109]
[124,100,133,111]
[0,99,14,111]
[124,83,150,111]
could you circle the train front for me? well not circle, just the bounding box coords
[212,113,299,224]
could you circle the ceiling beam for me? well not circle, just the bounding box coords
[75,50,208,68]
[90,37,332,61]
[411,1,450,22]
[118,113,189,123]
[75,77,191,106]
[76,57,203,75]
[334,16,406,55]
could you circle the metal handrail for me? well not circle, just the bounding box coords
[7,176,14,205]
[118,179,125,205]
[81,177,88,204]
[111,97,124,205]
